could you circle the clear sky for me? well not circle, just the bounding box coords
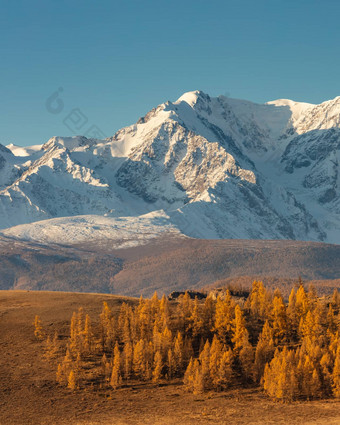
[1,0,340,146]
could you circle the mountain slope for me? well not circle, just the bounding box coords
[1,91,339,243]
[0,235,339,296]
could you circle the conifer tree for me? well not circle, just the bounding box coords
[76,307,84,337]
[137,296,153,340]
[327,305,337,334]
[160,327,172,358]
[287,288,298,336]
[67,370,77,390]
[101,302,116,349]
[133,339,151,380]
[199,340,211,390]
[110,343,122,389]
[75,351,82,375]
[217,348,234,390]
[183,358,195,392]
[295,284,309,320]
[331,289,340,314]
[62,347,73,379]
[254,320,274,383]
[158,294,170,331]
[263,347,297,402]
[152,323,162,353]
[320,351,333,396]
[122,341,133,380]
[192,360,204,394]
[231,305,247,353]
[83,314,93,354]
[299,310,315,340]
[167,348,175,380]
[56,363,65,385]
[182,337,194,367]
[209,335,223,389]
[173,332,184,376]
[69,312,78,353]
[34,315,44,341]
[176,292,193,333]
[329,330,339,358]
[152,351,163,383]
[239,332,254,381]
[202,295,215,338]
[44,334,59,359]
[213,292,234,343]
[271,295,288,344]
[246,280,270,321]
[333,346,340,397]
[150,291,160,317]
[101,353,111,382]
[189,298,203,338]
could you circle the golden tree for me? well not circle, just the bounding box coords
[239,332,254,381]
[189,298,203,338]
[331,289,340,314]
[83,314,93,354]
[217,347,234,390]
[122,341,133,380]
[44,331,59,359]
[263,347,297,402]
[160,327,172,358]
[320,351,333,396]
[213,291,235,343]
[167,348,175,380]
[333,346,340,397]
[199,340,211,390]
[158,294,170,331]
[202,295,215,338]
[56,363,65,385]
[67,370,77,390]
[152,351,163,383]
[295,284,309,320]
[246,280,270,321]
[270,295,288,344]
[173,332,184,376]
[110,343,122,389]
[133,339,152,380]
[231,305,247,353]
[254,320,274,383]
[192,360,204,394]
[176,292,193,332]
[34,315,44,341]
[101,353,111,382]
[183,358,195,392]
[209,335,223,389]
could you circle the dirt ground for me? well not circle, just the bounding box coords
[1,290,340,425]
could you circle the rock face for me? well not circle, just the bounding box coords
[1,91,339,243]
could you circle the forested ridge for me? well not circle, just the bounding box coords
[34,281,340,402]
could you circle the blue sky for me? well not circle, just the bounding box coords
[1,0,340,146]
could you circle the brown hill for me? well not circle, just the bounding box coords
[0,235,339,297]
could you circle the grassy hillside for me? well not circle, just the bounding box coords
[0,236,339,296]
[1,290,340,425]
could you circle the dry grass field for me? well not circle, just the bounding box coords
[1,290,340,425]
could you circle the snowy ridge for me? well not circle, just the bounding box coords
[2,211,183,248]
[0,90,339,245]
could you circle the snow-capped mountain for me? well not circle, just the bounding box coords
[1,91,339,244]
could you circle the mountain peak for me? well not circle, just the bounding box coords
[175,90,210,107]
[266,98,315,108]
